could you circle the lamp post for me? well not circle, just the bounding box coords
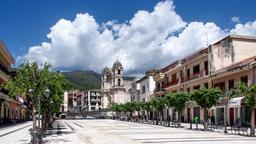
[28,88,37,144]
[224,91,229,133]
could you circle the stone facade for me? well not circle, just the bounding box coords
[101,60,133,109]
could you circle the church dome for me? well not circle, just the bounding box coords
[113,60,122,68]
[102,67,110,74]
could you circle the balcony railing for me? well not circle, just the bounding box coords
[183,70,207,82]
[154,87,165,93]
[90,99,101,102]
[164,79,179,88]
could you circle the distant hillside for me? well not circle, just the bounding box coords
[62,70,136,91]
[62,70,101,90]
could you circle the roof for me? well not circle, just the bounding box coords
[136,75,148,83]
[211,34,256,46]
[160,34,256,74]
[102,67,111,74]
[0,40,15,64]
[113,60,122,68]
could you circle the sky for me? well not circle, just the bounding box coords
[0,0,256,75]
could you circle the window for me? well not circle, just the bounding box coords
[142,85,146,94]
[180,70,183,81]
[118,79,121,86]
[240,76,248,85]
[228,79,234,90]
[157,83,161,91]
[193,85,200,90]
[118,69,121,74]
[171,73,177,81]
[214,82,225,92]
[187,69,190,77]
[187,88,190,92]
[204,61,208,75]
[204,83,208,88]
[193,64,200,74]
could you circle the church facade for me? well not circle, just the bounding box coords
[101,60,133,109]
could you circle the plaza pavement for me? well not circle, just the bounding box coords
[1,120,255,144]
[0,121,32,144]
[58,119,256,144]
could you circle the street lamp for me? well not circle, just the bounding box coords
[45,89,50,98]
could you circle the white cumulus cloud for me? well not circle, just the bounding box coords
[230,21,256,36]
[20,0,256,75]
[231,16,240,23]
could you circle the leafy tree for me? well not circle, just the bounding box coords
[232,83,256,136]
[110,103,121,119]
[191,88,222,130]
[151,97,166,125]
[165,93,175,122]
[141,101,152,122]
[2,62,69,132]
[173,92,190,127]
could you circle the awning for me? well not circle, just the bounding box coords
[228,96,244,107]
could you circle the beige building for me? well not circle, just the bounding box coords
[0,40,28,124]
[84,89,101,111]
[101,60,133,109]
[66,90,84,113]
[157,35,256,125]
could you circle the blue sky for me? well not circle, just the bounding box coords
[0,0,256,74]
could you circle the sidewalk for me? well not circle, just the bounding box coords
[43,120,84,144]
[0,121,32,137]
[0,121,32,144]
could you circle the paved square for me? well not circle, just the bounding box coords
[62,119,256,144]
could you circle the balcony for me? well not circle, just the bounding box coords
[0,63,10,76]
[183,70,206,82]
[164,79,179,88]
[90,99,101,102]
[154,87,165,93]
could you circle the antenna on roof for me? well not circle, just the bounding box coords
[206,32,209,47]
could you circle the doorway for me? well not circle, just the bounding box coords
[187,108,190,122]
[193,107,200,122]
[254,109,256,125]
[229,108,234,126]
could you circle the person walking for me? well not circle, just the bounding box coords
[194,116,199,130]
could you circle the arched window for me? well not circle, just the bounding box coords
[118,69,121,74]
[118,78,121,86]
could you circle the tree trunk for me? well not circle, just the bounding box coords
[203,108,208,131]
[178,110,181,127]
[159,111,162,125]
[41,112,45,131]
[146,111,149,122]
[32,106,37,144]
[32,106,36,130]
[250,108,255,136]
[141,111,143,123]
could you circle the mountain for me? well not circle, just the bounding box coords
[62,70,101,90]
[62,70,136,91]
